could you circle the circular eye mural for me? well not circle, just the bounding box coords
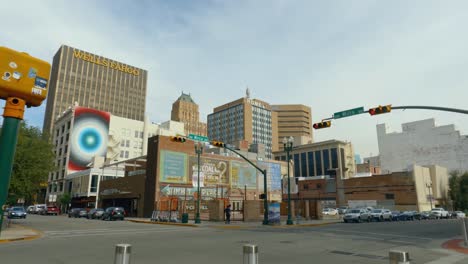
[68,107,110,172]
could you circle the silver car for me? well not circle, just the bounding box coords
[370,209,392,221]
[343,208,371,223]
[7,207,27,219]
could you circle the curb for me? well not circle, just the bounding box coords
[0,225,43,244]
[442,239,468,254]
[127,219,199,227]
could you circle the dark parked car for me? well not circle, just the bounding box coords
[391,211,401,221]
[102,207,125,221]
[399,211,417,221]
[420,211,432,220]
[87,208,105,219]
[7,207,27,219]
[68,208,87,218]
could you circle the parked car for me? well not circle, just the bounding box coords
[337,206,348,215]
[399,211,417,221]
[68,208,87,218]
[7,207,27,219]
[322,208,338,215]
[102,207,125,221]
[87,208,105,219]
[26,205,35,214]
[34,204,47,214]
[431,208,449,219]
[391,211,401,221]
[453,211,466,218]
[44,206,60,215]
[420,211,432,220]
[370,209,392,221]
[343,208,371,223]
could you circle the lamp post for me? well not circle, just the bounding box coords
[426,182,433,210]
[283,136,294,225]
[194,142,203,224]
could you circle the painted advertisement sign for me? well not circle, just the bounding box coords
[188,156,229,187]
[68,107,110,173]
[159,151,188,184]
[257,161,282,201]
[159,185,228,200]
[230,161,257,189]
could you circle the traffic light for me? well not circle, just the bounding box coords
[211,140,226,147]
[368,105,392,116]
[170,136,186,143]
[313,121,331,129]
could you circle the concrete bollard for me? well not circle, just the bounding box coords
[243,244,258,264]
[389,250,410,264]
[114,244,131,264]
[461,218,468,247]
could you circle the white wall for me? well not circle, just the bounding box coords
[378,118,468,173]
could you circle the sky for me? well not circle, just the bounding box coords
[1,0,468,158]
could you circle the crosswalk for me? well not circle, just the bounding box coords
[43,227,194,239]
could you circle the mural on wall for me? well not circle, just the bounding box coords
[159,150,188,184]
[68,107,110,173]
[188,156,229,187]
[257,161,282,201]
[230,161,257,189]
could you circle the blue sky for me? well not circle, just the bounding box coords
[1,0,468,158]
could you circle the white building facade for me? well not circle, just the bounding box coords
[47,105,185,206]
[377,118,468,173]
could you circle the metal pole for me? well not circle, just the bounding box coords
[243,244,258,264]
[262,169,269,225]
[0,98,24,236]
[461,218,468,247]
[114,244,131,264]
[286,144,293,225]
[244,185,247,222]
[389,250,410,264]
[195,143,202,224]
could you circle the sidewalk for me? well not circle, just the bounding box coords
[126,217,342,229]
[0,224,42,243]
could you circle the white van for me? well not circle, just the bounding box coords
[33,204,47,214]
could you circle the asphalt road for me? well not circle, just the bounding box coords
[0,215,466,264]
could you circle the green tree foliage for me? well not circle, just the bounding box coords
[448,171,468,211]
[4,122,55,204]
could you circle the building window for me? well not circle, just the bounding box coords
[59,182,63,192]
[67,121,71,130]
[331,148,338,169]
[323,149,330,172]
[315,150,322,176]
[121,140,125,147]
[125,151,129,158]
[90,175,98,192]
[340,148,346,171]
[301,153,307,176]
[135,131,139,138]
[293,154,300,177]
[140,131,144,138]
[126,140,130,147]
[307,152,315,176]
[385,193,395,200]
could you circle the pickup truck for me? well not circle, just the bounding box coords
[44,206,60,216]
[430,208,449,219]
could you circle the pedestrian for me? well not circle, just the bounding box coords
[224,204,231,224]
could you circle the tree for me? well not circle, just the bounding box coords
[4,122,55,205]
[448,171,468,211]
[58,192,71,213]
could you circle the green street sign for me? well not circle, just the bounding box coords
[188,134,209,142]
[333,107,364,119]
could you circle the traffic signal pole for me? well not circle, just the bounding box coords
[222,145,270,225]
[0,97,26,235]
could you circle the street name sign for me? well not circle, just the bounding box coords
[333,107,364,119]
[188,134,209,142]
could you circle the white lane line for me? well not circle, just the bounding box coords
[321,228,432,241]
[44,227,176,235]
[47,228,199,239]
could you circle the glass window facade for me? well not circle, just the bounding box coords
[90,175,98,192]
[307,152,315,176]
[315,150,322,176]
[323,149,330,172]
[301,153,307,176]
[293,154,300,177]
[331,148,338,169]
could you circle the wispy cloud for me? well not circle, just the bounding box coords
[1,0,468,157]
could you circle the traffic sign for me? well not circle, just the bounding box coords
[188,134,209,142]
[333,107,364,119]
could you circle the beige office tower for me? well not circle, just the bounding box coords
[207,90,278,159]
[43,45,147,134]
[271,104,313,149]
[171,92,207,136]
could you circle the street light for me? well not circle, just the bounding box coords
[194,142,203,224]
[426,182,433,210]
[283,136,294,225]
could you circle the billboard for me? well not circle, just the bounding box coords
[159,151,188,184]
[188,156,229,187]
[257,161,282,201]
[68,107,110,173]
[230,161,257,189]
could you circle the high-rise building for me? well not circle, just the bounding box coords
[171,92,207,136]
[271,104,313,149]
[207,90,278,159]
[43,45,148,134]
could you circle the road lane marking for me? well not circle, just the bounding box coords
[320,228,432,241]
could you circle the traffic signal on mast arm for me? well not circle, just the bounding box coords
[313,121,331,129]
[211,140,226,147]
[368,105,392,116]
[170,136,186,143]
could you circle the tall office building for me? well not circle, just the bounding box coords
[171,92,207,136]
[43,45,148,134]
[272,104,313,149]
[207,90,278,159]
